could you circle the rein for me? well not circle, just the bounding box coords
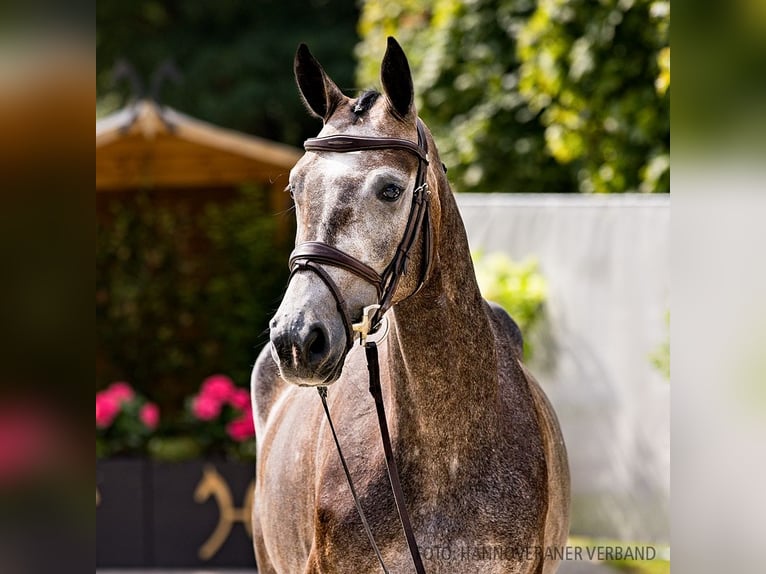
[288,119,433,574]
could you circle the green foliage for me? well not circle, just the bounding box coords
[96,0,360,146]
[357,0,575,194]
[472,251,547,356]
[96,187,290,414]
[356,0,669,194]
[96,402,153,458]
[146,435,202,462]
[99,1,669,193]
[517,0,670,193]
[201,187,291,382]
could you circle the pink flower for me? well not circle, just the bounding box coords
[226,413,255,442]
[139,402,160,430]
[200,375,235,402]
[107,381,135,405]
[229,387,251,411]
[96,392,120,429]
[192,394,221,421]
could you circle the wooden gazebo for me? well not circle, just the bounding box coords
[96,99,301,215]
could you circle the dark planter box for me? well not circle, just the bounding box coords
[152,459,256,568]
[97,458,256,569]
[96,458,149,567]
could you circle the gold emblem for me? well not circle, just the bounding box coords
[194,464,255,560]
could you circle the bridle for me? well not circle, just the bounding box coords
[289,118,433,351]
[285,119,434,574]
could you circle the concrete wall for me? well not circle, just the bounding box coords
[455,194,670,543]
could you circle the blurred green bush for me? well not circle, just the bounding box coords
[96,186,290,415]
[472,251,548,357]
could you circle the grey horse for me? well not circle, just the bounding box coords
[251,38,570,574]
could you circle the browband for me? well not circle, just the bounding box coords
[304,134,429,164]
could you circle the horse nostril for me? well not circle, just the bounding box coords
[271,320,334,378]
[270,329,291,364]
[306,324,328,367]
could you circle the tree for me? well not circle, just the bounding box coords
[517,0,669,193]
[356,0,669,193]
[97,0,360,146]
[358,0,575,194]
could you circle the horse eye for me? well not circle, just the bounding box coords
[379,184,403,202]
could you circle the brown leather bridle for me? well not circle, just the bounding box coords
[288,119,433,351]
[287,119,434,574]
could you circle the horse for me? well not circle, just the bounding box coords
[251,37,570,574]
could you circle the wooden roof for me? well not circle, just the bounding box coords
[96,100,301,191]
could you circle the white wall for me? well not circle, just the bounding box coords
[456,194,670,543]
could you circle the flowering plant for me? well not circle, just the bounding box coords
[181,374,256,461]
[96,376,256,462]
[96,382,160,458]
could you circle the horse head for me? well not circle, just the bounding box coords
[269,38,443,387]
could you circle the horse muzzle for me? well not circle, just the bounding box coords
[269,317,347,386]
[268,278,350,387]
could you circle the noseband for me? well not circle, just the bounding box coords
[288,119,433,350]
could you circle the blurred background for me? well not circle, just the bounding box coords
[92,1,671,573]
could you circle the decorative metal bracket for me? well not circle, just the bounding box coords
[193,465,255,561]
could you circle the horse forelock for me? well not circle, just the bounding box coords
[352,90,380,119]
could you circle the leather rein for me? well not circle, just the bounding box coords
[287,119,433,574]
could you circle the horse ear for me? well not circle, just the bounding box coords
[294,43,344,120]
[380,37,414,119]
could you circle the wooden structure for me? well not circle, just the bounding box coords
[96,99,300,215]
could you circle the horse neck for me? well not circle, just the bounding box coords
[386,175,498,457]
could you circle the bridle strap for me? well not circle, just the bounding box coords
[365,342,426,574]
[289,260,355,352]
[318,386,390,574]
[305,134,428,163]
[316,342,426,574]
[375,167,432,325]
[290,242,384,299]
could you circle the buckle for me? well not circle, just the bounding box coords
[352,304,381,346]
[413,182,429,199]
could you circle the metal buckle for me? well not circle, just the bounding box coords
[352,304,381,346]
[414,182,429,197]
